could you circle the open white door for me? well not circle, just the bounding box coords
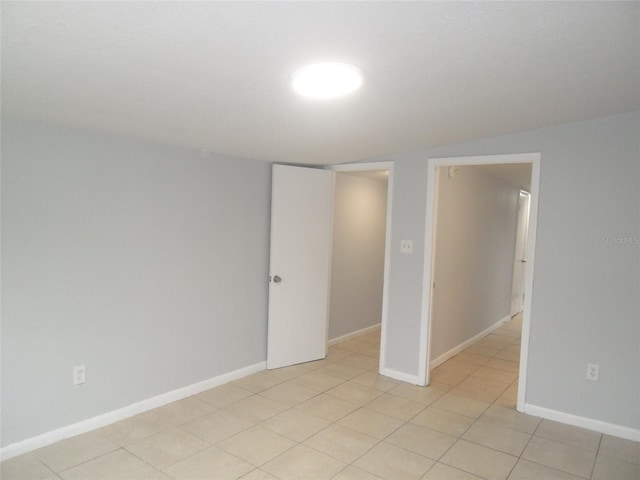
[510,191,531,316]
[267,164,334,369]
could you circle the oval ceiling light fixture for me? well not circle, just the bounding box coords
[292,62,363,99]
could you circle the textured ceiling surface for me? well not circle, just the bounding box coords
[2,1,638,165]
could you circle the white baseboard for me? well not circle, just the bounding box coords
[380,367,422,386]
[524,403,640,442]
[430,315,511,369]
[328,323,381,346]
[0,361,266,461]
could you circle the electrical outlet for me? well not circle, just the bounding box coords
[73,365,86,385]
[586,363,599,381]
[400,239,413,253]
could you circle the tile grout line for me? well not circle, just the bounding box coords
[243,343,397,479]
[213,357,380,479]
[589,432,603,480]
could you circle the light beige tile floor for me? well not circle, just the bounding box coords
[3,315,639,480]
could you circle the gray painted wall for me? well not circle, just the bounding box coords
[1,120,272,446]
[329,173,387,340]
[382,112,639,430]
[2,111,638,446]
[431,166,520,361]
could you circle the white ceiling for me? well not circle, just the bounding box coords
[2,1,638,165]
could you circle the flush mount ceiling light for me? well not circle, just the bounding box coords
[292,62,363,99]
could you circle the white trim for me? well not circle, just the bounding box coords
[327,161,394,379]
[328,323,381,346]
[418,163,441,385]
[430,315,511,369]
[325,171,336,357]
[0,362,266,461]
[525,404,640,442]
[516,157,540,413]
[420,153,541,411]
[380,367,421,385]
[328,161,393,173]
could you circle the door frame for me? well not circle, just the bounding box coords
[327,161,394,374]
[419,153,540,413]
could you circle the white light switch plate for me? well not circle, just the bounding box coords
[73,365,86,385]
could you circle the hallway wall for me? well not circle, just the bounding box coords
[430,166,520,361]
[329,173,388,340]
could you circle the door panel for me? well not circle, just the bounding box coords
[510,191,530,315]
[267,165,334,369]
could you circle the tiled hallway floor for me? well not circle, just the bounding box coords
[3,316,639,479]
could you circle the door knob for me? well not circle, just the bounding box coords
[521,259,527,263]
[273,275,282,283]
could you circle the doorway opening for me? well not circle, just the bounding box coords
[420,153,540,413]
[266,163,392,372]
[328,162,393,374]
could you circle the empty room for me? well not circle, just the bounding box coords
[1,2,639,479]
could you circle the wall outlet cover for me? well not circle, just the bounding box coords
[586,363,599,381]
[400,239,413,253]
